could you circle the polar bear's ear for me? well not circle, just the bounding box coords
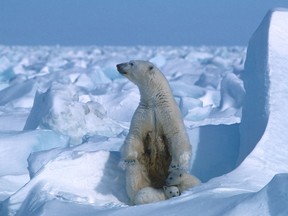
[163,186,168,190]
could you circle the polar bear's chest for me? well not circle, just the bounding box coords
[142,124,171,188]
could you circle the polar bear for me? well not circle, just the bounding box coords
[166,169,201,193]
[116,60,192,202]
[134,185,180,205]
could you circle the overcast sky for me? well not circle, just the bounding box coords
[0,0,288,46]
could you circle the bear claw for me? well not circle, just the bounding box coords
[124,159,136,165]
[169,164,180,170]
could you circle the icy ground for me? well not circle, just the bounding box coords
[1,8,288,216]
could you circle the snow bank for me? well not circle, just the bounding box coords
[232,9,288,189]
[223,173,288,215]
[219,72,245,111]
[0,130,68,177]
[191,124,240,182]
[0,130,69,200]
[1,149,127,216]
[24,82,123,145]
[0,79,36,107]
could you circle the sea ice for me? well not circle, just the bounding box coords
[3,8,288,215]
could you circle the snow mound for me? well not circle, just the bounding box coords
[219,72,245,111]
[235,8,288,180]
[0,130,69,200]
[1,149,127,216]
[224,173,288,215]
[24,82,123,145]
[0,79,36,108]
[0,130,69,177]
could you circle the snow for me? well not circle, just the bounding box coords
[24,82,123,145]
[1,8,288,216]
[0,130,68,201]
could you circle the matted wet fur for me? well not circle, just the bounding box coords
[140,131,171,188]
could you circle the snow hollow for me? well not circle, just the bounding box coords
[1,8,288,216]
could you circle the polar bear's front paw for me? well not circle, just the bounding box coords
[169,163,180,171]
[119,159,137,169]
[124,159,136,166]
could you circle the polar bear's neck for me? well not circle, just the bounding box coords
[138,78,175,108]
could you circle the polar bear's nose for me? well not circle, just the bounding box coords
[116,64,122,70]
[116,63,127,75]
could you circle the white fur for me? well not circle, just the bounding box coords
[116,60,192,202]
[124,160,151,200]
[133,186,180,205]
[166,169,201,193]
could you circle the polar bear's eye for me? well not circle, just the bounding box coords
[169,177,173,180]
[170,191,172,194]
[149,66,154,70]
[129,62,134,66]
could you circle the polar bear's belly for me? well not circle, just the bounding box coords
[140,132,171,188]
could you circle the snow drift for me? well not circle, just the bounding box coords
[1,8,288,216]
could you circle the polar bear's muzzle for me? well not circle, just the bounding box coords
[116,63,128,75]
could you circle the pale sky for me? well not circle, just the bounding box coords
[0,0,288,46]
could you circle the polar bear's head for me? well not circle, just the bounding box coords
[166,169,184,186]
[116,60,158,86]
[163,185,180,198]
